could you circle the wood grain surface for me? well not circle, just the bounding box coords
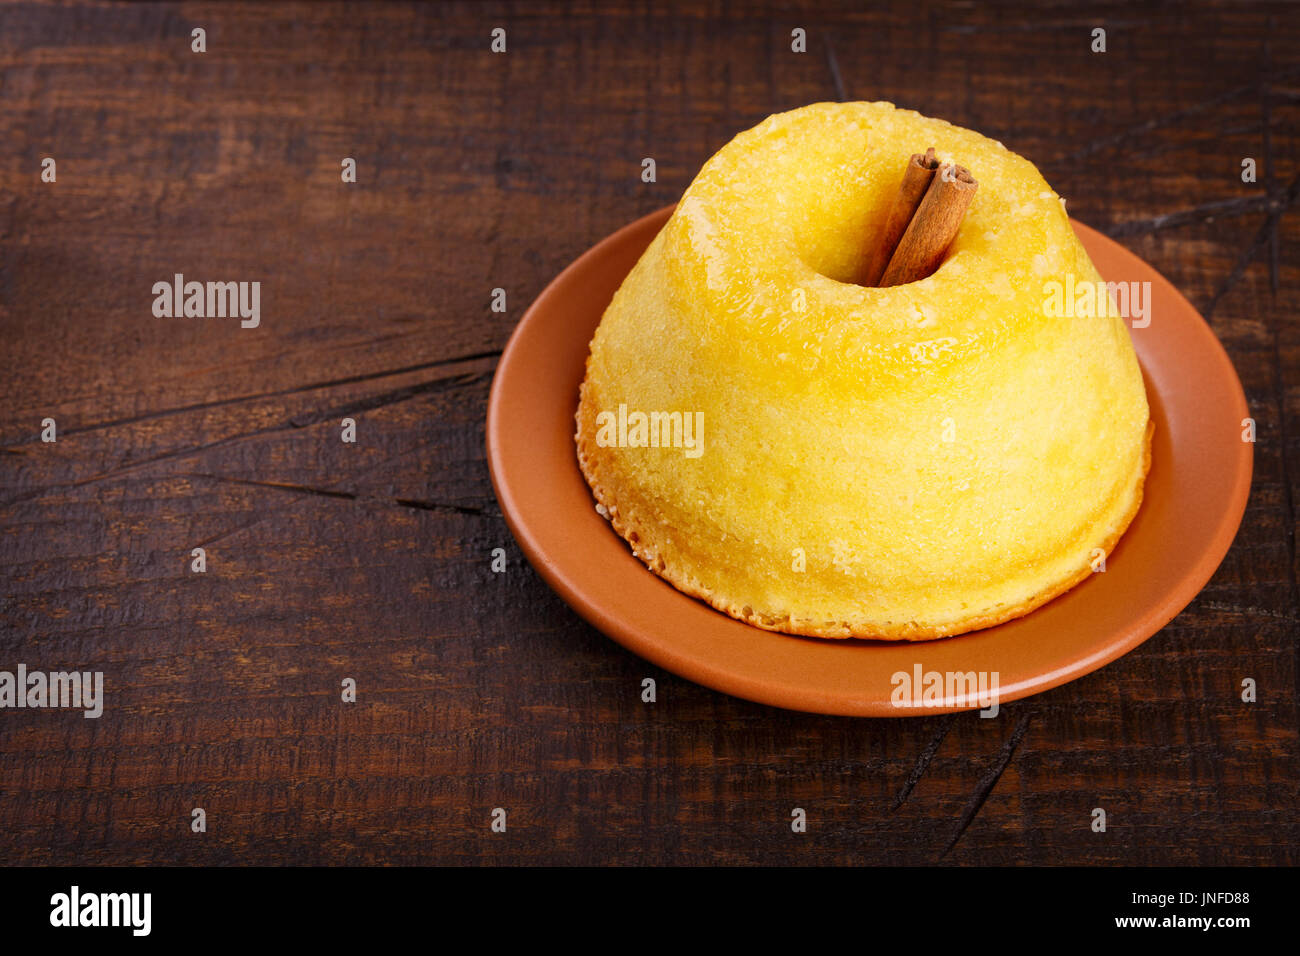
[1,0,1297,866]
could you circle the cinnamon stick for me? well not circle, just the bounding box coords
[861,147,939,286]
[878,161,977,287]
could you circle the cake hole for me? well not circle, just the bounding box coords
[794,186,891,286]
[792,151,970,287]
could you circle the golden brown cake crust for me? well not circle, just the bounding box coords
[576,383,1153,642]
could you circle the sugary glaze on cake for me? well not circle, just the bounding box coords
[576,101,1152,641]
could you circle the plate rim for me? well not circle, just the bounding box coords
[487,204,1254,716]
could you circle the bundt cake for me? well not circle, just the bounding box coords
[575,101,1152,640]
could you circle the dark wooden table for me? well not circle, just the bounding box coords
[1,1,1296,866]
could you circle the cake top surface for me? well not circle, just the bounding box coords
[658,101,1102,387]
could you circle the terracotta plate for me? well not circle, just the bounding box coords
[487,206,1253,716]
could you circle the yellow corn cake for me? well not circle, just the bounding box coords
[576,101,1151,640]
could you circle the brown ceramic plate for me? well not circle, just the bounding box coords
[487,206,1253,716]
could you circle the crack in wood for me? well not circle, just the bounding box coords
[1203,172,1300,318]
[183,473,498,518]
[185,456,497,550]
[1105,193,1283,238]
[941,711,1033,858]
[892,713,957,810]
[0,370,494,509]
[823,35,847,102]
[287,370,491,428]
[2,349,502,447]
[1064,67,1300,161]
